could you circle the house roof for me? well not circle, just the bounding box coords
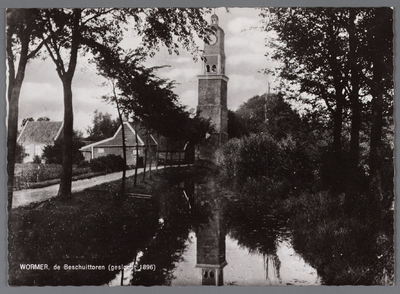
[80,122,157,151]
[17,121,63,144]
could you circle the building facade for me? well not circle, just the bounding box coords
[17,121,64,163]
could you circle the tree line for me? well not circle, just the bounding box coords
[6,8,214,210]
[260,7,394,212]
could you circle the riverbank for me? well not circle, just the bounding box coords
[11,164,192,208]
[8,165,210,286]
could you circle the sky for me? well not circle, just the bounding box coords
[17,8,279,135]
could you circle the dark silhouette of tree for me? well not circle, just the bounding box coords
[42,131,85,165]
[228,93,301,140]
[20,117,34,128]
[6,8,45,210]
[38,8,211,199]
[37,116,50,121]
[262,8,394,210]
[86,110,119,141]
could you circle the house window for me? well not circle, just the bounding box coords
[24,146,31,156]
[98,148,105,153]
[34,145,42,156]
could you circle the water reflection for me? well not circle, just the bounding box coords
[106,169,321,286]
[113,170,320,286]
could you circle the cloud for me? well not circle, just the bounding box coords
[179,89,198,109]
[227,16,260,35]
[162,67,198,81]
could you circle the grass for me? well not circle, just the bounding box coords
[8,166,207,286]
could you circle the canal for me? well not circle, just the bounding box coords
[108,168,320,286]
[9,165,392,286]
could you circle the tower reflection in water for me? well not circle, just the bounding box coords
[195,186,226,286]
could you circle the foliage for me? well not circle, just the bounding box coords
[14,163,90,183]
[89,154,125,173]
[229,93,302,140]
[220,132,314,197]
[42,132,85,164]
[32,156,41,164]
[33,8,213,198]
[20,117,34,128]
[86,110,119,141]
[281,191,394,285]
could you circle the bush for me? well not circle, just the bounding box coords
[89,155,125,173]
[42,132,85,164]
[219,132,314,197]
[33,156,41,164]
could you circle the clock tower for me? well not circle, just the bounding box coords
[197,14,228,161]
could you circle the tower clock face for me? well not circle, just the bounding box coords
[209,34,218,45]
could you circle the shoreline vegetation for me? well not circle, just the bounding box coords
[9,161,394,286]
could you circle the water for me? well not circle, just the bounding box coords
[108,169,320,286]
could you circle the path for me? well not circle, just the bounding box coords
[12,164,180,208]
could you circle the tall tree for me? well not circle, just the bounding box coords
[362,8,394,207]
[39,8,211,199]
[263,8,350,191]
[6,9,45,210]
[262,7,394,209]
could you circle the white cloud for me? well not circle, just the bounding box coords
[227,16,260,35]
[162,68,199,81]
[179,89,198,110]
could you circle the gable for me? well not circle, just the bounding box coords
[17,121,63,145]
[80,122,157,151]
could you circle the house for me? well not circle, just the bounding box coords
[79,122,157,166]
[17,121,64,163]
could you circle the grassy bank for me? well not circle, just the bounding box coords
[8,165,208,286]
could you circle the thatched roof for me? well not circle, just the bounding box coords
[17,121,63,144]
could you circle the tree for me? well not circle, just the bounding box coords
[263,8,351,191]
[6,9,45,210]
[20,117,34,128]
[42,131,85,165]
[38,8,211,199]
[262,7,394,211]
[229,93,301,140]
[86,110,119,141]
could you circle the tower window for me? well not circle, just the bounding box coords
[206,65,210,73]
[211,65,217,73]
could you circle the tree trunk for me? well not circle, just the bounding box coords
[117,111,126,200]
[6,20,31,210]
[134,121,139,187]
[143,129,148,181]
[7,82,22,211]
[326,14,345,193]
[369,8,392,208]
[57,79,74,199]
[345,9,362,212]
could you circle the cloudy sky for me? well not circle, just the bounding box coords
[18,8,279,135]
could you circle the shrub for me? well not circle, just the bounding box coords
[219,132,314,197]
[42,132,85,164]
[89,154,125,173]
[33,156,41,164]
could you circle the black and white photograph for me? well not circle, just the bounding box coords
[6,6,395,286]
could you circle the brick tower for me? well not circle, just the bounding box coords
[197,14,228,161]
